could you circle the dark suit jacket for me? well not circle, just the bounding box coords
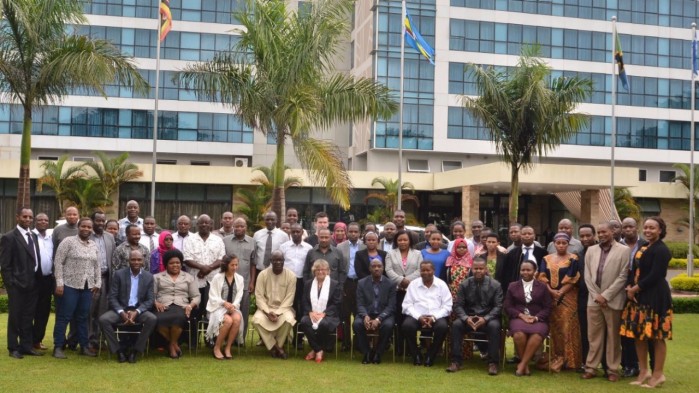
[478,251,507,280]
[356,276,396,321]
[0,228,41,290]
[453,276,503,322]
[503,280,551,323]
[498,245,546,293]
[354,249,387,280]
[302,278,342,326]
[108,267,155,314]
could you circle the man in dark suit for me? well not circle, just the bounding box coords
[354,232,387,280]
[498,226,546,295]
[353,259,396,364]
[98,250,156,363]
[0,207,43,359]
[336,222,366,351]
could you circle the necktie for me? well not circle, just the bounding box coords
[523,247,531,261]
[149,235,155,253]
[596,249,608,287]
[27,232,39,273]
[263,231,273,267]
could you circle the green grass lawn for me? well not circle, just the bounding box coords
[0,314,697,392]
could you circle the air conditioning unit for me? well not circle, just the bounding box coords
[234,157,250,167]
[73,156,94,162]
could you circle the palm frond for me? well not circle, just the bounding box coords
[293,137,352,209]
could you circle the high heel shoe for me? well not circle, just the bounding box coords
[641,375,665,389]
[315,351,324,364]
[305,352,315,361]
[630,370,652,386]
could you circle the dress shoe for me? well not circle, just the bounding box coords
[9,350,24,359]
[362,353,370,364]
[488,363,499,376]
[630,370,652,386]
[80,347,97,357]
[581,372,596,379]
[641,375,665,389]
[21,349,44,356]
[608,374,619,382]
[53,348,67,359]
[33,343,48,351]
[413,353,422,366]
[424,355,434,367]
[445,362,463,373]
[117,351,127,363]
[128,352,138,364]
[506,356,520,364]
[623,367,640,378]
[372,353,381,364]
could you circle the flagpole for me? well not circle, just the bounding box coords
[397,0,406,211]
[610,16,617,212]
[150,1,163,217]
[689,22,696,277]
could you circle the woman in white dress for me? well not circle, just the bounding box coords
[206,255,244,360]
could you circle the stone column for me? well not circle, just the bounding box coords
[580,190,601,225]
[461,186,480,227]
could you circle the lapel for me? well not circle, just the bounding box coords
[15,228,34,260]
[587,246,600,277]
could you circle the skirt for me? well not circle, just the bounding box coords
[156,305,187,328]
[620,301,673,341]
[205,307,245,345]
[509,319,549,338]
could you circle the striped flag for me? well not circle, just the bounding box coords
[159,0,172,41]
[614,27,629,91]
[404,10,435,65]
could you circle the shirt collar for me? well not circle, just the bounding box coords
[130,269,142,278]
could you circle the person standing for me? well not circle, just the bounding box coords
[0,208,43,359]
[112,224,150,273]
[546,219,584,255]
[279,223,312,350]
[138,216,159,254]
[354,231,387,280]
[576,224,597,371]
[580,222,629,382]
[32,212,54,351]
[378,222,397,252]
[305,211,329,247]
[336,222,366,351]
[252,212,288,275]
[52,206,79,253]
[214,211,236,238]
[172,215,192,252]
[52,217,101,359]
[222,217,257,342]
[303,228,346,285]
[499,226,546,296]
[118,200,143,242]
[620,217,673,388]
[88,211,116,349]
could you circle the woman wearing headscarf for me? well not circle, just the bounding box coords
[332,222,347,246]
[444,238,473,299]
[538,232,581,372]
[150,230,174,274]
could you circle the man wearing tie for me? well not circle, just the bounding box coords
[252,212,287,275]
[0,207,43,358]
[32,212,54,351]
[498,226,546,296]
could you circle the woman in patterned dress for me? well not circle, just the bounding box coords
[538,232,581,372]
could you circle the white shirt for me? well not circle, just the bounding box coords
[32,228,52,275]
[252,227,289,270]
[139,232,159,254]
[118,216,143,242]
[402,276,453,320]
[183,233,225,288]
[172,231,191,252]
[279,240,313,278]
[521,244,538,264]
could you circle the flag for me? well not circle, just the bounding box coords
[614,27,629,91]
[159,0,172,41]
[404,10,435,65]
[693,29,698,79]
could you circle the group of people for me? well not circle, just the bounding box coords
[0,203,672,387]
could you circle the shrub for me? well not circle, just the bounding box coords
[670,273,699,292]
[0,295,6,313]
[665,242,699,259]
[673,296,699,313]
[668,258,699,269]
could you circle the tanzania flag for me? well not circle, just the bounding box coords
[614,28,629,91]
[404,10,435,65]
[160,0,172,41]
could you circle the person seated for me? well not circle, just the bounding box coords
[153,249,200,359]
[299,259,342,363]
[252,250,297,360]
[98,250,157,363]
[503,260,552,376]
[446,258,503,375]
[205,255,244,360]
[401,261,452,367]
[150,231,174,274]
[353,259,396,364]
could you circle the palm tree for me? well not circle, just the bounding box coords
[0,0,149,210]
[178,0,397,220]
[62,178,112,217]
[364,177,420,214]
[84,151,143,209]
[251,162,303,206]
[461,45,592,224]
[673,163,699,243]
[36,155,87,211]
[234,187,269,233]
[614,188,641,222]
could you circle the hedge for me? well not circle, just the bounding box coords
[665,242,699,259]
[670,273,699,292]
[669,258,699,269]
[673,297,699,313]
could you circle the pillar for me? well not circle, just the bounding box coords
[461,186,480,229]
[580,190,601,225]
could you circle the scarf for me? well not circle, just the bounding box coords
[310,277,331,330]
[445,238,472,268]
[332,222,347,245]
[157,231,173,273]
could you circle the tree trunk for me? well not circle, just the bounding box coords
[271,129,286,221]
[509,165,520,225]
[17,109,32,211]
